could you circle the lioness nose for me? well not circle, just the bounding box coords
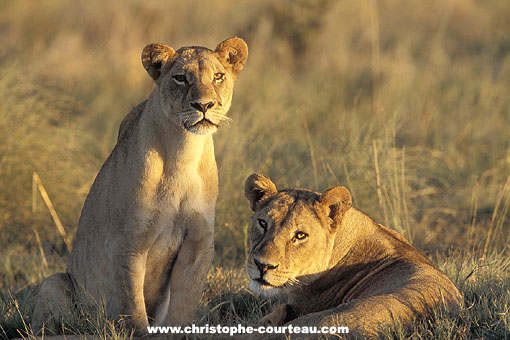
[254,258,278,275]
[190,101,215,113]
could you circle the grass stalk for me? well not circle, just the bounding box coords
[32,172,72,253]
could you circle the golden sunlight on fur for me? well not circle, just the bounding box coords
[31,37,248,335]
[245,173,462,338]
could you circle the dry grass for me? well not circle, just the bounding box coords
[0,0,509,338]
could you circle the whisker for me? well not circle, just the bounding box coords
[178,111,199,117]
[291,277,307,286]
[281,277,306,288]
[207,110,231,120]
[207,112,233,126]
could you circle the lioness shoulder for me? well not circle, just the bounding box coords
[244,173,462,338]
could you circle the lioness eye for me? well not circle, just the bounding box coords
[295,231,308,240]
[214,73,224,82]
[258,219,268,230]
[172,74,187,85]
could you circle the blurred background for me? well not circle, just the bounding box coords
[0,0,509,293]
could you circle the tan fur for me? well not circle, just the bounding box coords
[245,174,462,338]
[31,37,248,335]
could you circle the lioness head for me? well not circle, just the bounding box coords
[141,37,248,135]
[245,174,352,297]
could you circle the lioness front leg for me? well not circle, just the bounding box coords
[284,296,420,339]
[165,212,214,324]
[258,304,295,327]
[113,246,150,333]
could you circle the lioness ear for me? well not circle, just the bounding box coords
[215,37,248,76]
[245,173,277,211]
[320,186,352,224]
[141,43,176,81]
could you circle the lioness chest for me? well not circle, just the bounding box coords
[138,149,216,315]
[136,148,215,247]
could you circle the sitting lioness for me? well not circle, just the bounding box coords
[31,37,248,335]
[244,173,462,338]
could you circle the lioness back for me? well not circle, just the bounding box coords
[244,173,462,338]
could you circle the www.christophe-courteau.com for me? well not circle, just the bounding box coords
[147,324,349,336]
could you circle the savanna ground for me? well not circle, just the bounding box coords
[1,0,509,339]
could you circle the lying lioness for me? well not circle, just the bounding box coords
[244,173,462,338]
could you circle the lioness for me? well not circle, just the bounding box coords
[244,173,462,338]
[31,37,248,335]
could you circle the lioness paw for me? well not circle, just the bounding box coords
[258,303,288,327]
